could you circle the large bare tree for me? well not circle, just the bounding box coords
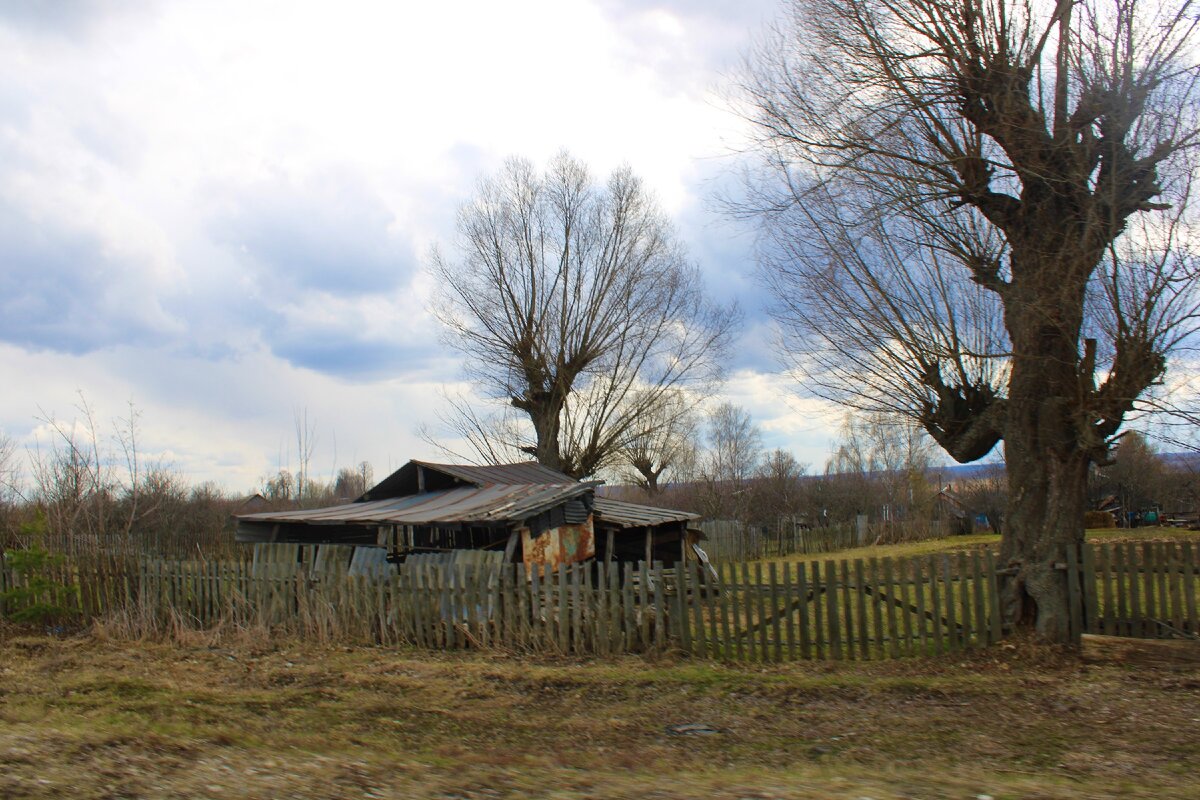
[744,0,1200,638]
[432,153,737,479]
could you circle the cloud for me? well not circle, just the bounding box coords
[210,170,416,297]
[0,193,176,353]
[0,0,117,34]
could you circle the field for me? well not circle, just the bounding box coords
[761,526,1200,565]
[2,633,1199,799]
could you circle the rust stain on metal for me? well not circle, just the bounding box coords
[521,515,595,569]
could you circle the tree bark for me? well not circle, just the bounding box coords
[516,393,568,475]
[999,266,1091,641]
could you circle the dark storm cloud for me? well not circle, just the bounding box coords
[211,172,415,297]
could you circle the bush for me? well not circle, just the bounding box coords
[0,546,78,626]
[1084,510,1116,529]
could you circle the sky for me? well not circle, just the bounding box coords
[0,0,848,494]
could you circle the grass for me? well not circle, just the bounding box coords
[2,633,1199,799]
[760,526,1200,566]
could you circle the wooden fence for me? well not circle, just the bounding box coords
[1069,540,1200,641]
[4,541,1197,658]
[2,548,1002,660]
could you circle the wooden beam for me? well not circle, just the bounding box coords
[503,527,522,564]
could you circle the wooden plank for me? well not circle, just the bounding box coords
[769,562,782,662]
[927,556,942,654]
[1114,544,1130,637]
[592,561,605,656]
[718,562,733,660]
[797,561,812,660]
[1169,543,1183,633]
[546,563,557,651]
[613,562,624,652]
[1182,542,1197,636]
[883,557,899,658]
[940,555,957,651]
[1156,542,1170,635]
[729,562,744,660]
[742,562,756,660]
[971,552,985,648]
[826,560,841,660]
[652,561,665,653]
[868,558,884,660]
[755,562,769,661]
[854,558,869,660]
[782,561,796,661]
[812,561,825,660]
[420,562,435,648]
[899,557,915,655]
[1097,544,1113,635]
[637,561,650,651]
[570,564,582,654]
[1082,543,1099,636]
[1065,544,1082,644]
[557,564,569,653]
[840,559,855,660]
[623,562,636,654]
[704,563,719,659]
[956,552,971,648]
[1141,541,1156,636]
[692,564,707,659]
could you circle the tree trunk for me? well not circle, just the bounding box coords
[520,396,567,475]
[999,277,1090,641]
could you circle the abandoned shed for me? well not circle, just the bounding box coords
[235,460,701,570]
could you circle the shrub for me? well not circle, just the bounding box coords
[1084,510,1116,529]
[0,546,79,626]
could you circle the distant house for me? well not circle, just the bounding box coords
[236,460,701,570]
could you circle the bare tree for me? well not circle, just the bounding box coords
[334,461,374,501]
[698,402,764,519]
[617,390,701,494]
[432,153,738,478]
[825,412,939,535]
[1090,430,1168,522]
[748,448,809,529]
[743,0,1200,638]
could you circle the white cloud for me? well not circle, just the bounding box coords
[0,0,842,488]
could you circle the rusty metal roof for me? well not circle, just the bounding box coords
[593,497,698,528]
[358,460,578,502]
[411,460,576,486]
[239,481,594,528]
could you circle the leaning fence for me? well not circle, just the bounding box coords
[2,541,1197,659]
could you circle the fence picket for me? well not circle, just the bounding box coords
[1182,542,1197,636]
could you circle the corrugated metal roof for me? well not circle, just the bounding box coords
[411,460,577,486]
[239,482,594,527]
[593,497,698,528]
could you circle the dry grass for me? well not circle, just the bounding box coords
[2,632,1198,799]
[762,527,1200,567]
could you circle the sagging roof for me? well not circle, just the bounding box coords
[593,497,698,528]
[359,460,576,501]
[239,481,594,528]
[236,459,696,539]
